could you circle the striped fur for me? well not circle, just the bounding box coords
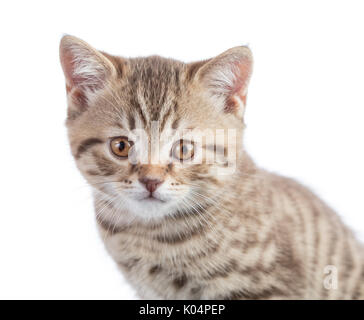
[60,35,364,300]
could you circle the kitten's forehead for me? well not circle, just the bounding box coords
[127,56,184,97]
[124,56,185,128]
[80,54,230,138]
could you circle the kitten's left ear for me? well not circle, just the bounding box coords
[195,46,253,118]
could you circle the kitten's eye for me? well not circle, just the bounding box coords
[171,140,194,161]
[110,137,132,158]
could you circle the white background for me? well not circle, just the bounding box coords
[0,0,363,299]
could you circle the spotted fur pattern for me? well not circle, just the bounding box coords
[60,35,364,299]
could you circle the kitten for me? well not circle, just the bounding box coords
[60,35,364,299]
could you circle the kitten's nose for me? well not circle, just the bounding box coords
[139,178,163,193]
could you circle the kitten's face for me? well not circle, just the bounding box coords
[60,36,252,222]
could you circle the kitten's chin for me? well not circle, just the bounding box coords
[122,196,176,222]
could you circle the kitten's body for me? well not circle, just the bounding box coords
[60,36,364,299]
[98,161,364,299]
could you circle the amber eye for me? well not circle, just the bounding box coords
[110,137,132,158]
[172,140,194,161]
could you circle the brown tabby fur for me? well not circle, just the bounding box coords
[60,35,364,299]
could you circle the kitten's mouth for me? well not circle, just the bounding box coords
[142,194,166,203]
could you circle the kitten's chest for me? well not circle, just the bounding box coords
[96,208,267,299]
[102,230,210,299]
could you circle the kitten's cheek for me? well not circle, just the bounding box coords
[153,191,170,203]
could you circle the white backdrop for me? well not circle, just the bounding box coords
[0,0,363,299]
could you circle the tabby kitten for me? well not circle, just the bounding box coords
[60,35,364,299]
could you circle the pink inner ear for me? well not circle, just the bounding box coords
[61,49,90,110]
[61,49,89,89]
[224,61,250,113]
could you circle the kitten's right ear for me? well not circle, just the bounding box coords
[59,35,116,111]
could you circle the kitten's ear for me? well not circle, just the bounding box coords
[59,35,116,111]
[194,46,253,118]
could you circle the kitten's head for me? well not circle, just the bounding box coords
[60,35,253,222]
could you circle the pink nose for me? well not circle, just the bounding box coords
[139,178,163,193]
